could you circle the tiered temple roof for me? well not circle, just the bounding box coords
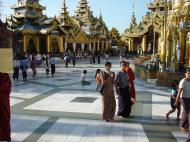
[58,0,84,37]
[7,0,110,40]
[7,0,54,34]
[74,0,109,37]
[122,0,166,38]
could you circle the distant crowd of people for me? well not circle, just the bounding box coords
[13,53,58,81]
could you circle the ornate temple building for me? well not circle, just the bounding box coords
[122,0,190,70]
[122,0,165,55]
[7,0,110,55]
[0,20,12,48]
[165,0,190,69]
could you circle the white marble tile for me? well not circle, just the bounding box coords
[60,81,97,90]
[11,84,54,99]
[152,94,177,119]
[66,126,86,142]
[38,118,149,142]
[172,131,188,142]
[24,90,104,114]
[11,115,49,142]
[10,98,24,106]
[135,86,149,92]
[148,89,170,96]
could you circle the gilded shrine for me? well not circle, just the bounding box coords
[122,0,190,71]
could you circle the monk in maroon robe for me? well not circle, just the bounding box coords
[126,62,136,101]
[0,72,11,142]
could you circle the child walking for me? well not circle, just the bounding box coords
[166,80,180,121]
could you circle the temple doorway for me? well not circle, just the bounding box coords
[67,43,73,54]
[51,38,59,53]
[27,39,37,54]
[76,43,82,56]
[39,37,47,54]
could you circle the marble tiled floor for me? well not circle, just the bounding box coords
[11,115,49,142]
[10,58,188,142]
[37,118,149,142]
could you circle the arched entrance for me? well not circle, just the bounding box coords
[27,39,37,54]
[76,43,82,56]
[84,44,89,55]
[51,38,59,53]
[39,37,47,54]
[67,43,73,54]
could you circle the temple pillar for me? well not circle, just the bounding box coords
[101,41,104,51]
[166,39,171,67]
[36,37,40,53]
[93,41,96,53]
[47,36,50,53]
[106,40,108,50]
[179,31,186,65]
[173,37,177,61]
[128,39,131,52]
[23,35,27,53]
[162,26,167,62]
[60,37,63,52]
[142,35,146,54]
[185,39,189,66]
[81,43,85,52]
[98,40,100,51]
[89,43,92,52]
[73,42,76,53]
[65,42,68,52]
[131,38,134,52]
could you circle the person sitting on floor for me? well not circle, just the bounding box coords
[80,70,91,85]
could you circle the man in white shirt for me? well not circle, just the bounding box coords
[176,68,190,141]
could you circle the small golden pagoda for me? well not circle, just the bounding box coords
[7,0,110,56]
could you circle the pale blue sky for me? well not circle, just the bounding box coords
[2,0,151,33]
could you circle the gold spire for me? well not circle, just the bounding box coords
[60,0,72,27]
[130,0,137,28]
[99,9,103,20]
[60,0,69,19]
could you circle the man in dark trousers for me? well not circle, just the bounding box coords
[0,72,11,142]
[97,54,101,64]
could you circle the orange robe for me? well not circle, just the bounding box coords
[127,67,136,100]
[0,73,11,142]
